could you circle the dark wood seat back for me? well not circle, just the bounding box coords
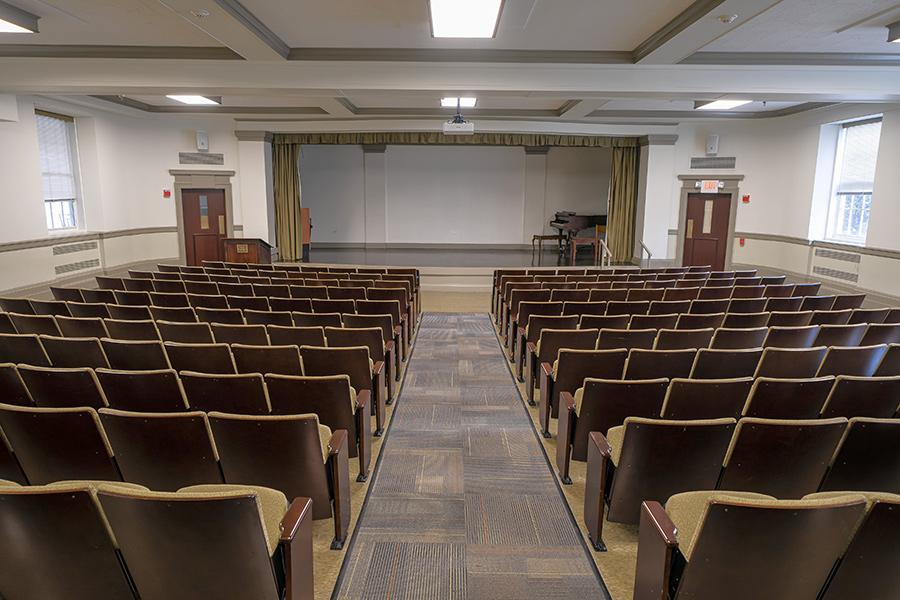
[243,309,294,326]
[164,342,236,375]
[101,338,171,371]
[208,412,332,519]
[820,375,900,418]
[17,365,106,409]
[30,299,71,317]
[327,286,367,301]
[39,335,109,369]
[624,349,696,380]
[720,417,848,497]
[228,295,270,311]
[765,296,804,312]
[630,313,679,330]
[195,307,244,324]
[95,368,186,412]
[290,285,329,299]
[0,404,119,483]
[342,314,393,343]
[535,328,597,364]
[81,289,116,304]
[356,300,402,328]
[817,344,889,377]
[211,323,268,345]
[820,418,900,494]
[518,303,565,337]
[231,344,302,376]
[675,313,724,330]
[649,300,691,315]
[0,333,50,366]
[727,297,768,314]
[676,496,865,600]
[269,297,314,313]
[149,306,198,323]
[580,314,629,330]
[861,322,900,346]
[875,343,900,376]
[814,323,866,347]
[743,376,834,419]
[0,297,36,314]
[267,325,326,347]
[50,286,84,302]
[552,349,628,409]
[754,346,827,378]
[98,408,223,491]
[0,486,136,600]
[710,327,767,349]
[325,327,383,361]
[598,328,656,350]
[291,311,344,328]
[311,298,356,315]
[299,346,372,394]
[607,417,736,523]
[654,328,715,350]
[180,371,270,415]
[266,374,358,456]
[0,363,32,407]
[690,348,762,379]
[103,318,159,340]
[156,321,214,344]
[98,488,281,600]
[573,378,669,461]
[661,377,753,420]
[722,311,770,328]
[9,313,61,337]
[65,302,111,319]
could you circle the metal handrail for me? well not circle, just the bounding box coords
[639,240,652,268]
[597,239,613,268]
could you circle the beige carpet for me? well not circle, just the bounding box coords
[421,291,491,313]
[492,322,639,600]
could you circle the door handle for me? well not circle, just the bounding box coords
[686,219,694,239]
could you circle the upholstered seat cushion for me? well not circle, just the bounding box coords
[805,490,900,509]
[573,386,585,416]
[665,490,774,559]
[605,425,625,465]
[179,484,289,555]
[0,479,20,486]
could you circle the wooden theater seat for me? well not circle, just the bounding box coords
[820,374,900,418]
[817,344,888,377]
[211,323,269,345]
[97,484,314,600]
[538,348,628,438]
[557,378,669,483]
[624,349,696,380]
[325,326,394,403]
[156,321,214,344]
[634,492,866,600]
[103,318,159,340]
[180,371,271,415]
[660,378,753,420]
[291,311,343,329]
[244,309,294,326]
[165,342,237,374]
[98,408,223,491]
[689,348,762,379]
[0,404,120,484]
[55,315,108,338]
[709,326,767,349]
[8,312,61,337]
[654,328,715,350]
[525,327,596,404]
[231,344,303,376]
[584,417,736,549]
[742,376,834,419]
[754,346,827,378]
[343,312,402,377]
[819,417,900,494]
[207,412,351,548]
[0,333,50,366]
[39,334,109,369]
[719,417,847,498]
[16,365,107,409]
[95,368,188,412]
[196,307,245,324]
[0,363,32,407]
[266,373,372,482]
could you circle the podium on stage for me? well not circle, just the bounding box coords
[223,238,273,264]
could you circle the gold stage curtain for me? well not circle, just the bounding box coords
[273,132,639,148]
[607,146,640,263]
[272,143,303,261]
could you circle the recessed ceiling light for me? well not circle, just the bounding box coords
[695,100,752,111]
[717,14,738,24]
[441,97,477,108]
[0,1,40,33]
[430,0,503,38]
[166,95,221,106]
[190,9,210,18]
[888,21,900,43]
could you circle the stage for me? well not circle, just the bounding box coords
[306,247,616,268]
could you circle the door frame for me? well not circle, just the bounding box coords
[169,170,237,265]
[675,174,743,269]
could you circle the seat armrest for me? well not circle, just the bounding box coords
[561,391,576,412]
[327,430,351,549]
[584,432,613,550]
[279,497,314,600]
[589,431,612,458]
[526,341,537,354]
[634,501,680,600]
[540,361,552,377]
[556,391,577,484]
[372,360,384,376]
[355,389,371,412]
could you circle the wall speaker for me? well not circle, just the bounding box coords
[706,134,719,156]
[196,130,209,152]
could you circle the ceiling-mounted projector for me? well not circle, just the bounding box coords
[443,100,475,135]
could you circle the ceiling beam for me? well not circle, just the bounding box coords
[633,0,785,64]
[558,99,610,118]
[156,0,288,60]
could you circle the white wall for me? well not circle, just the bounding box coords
[0,95,242,292]
[300,144,611,246]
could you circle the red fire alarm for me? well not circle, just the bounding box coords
[742,195,750,204]
[739,238,746,247]
[163,189,172,199]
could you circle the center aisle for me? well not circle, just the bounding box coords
[335,312,607,599]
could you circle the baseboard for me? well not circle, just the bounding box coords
[3,256,180,297]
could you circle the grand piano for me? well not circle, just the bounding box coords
[549,211,607,260]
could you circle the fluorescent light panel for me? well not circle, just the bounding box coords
[0,18,30,32]
[166,95,221,106]
[430,0,503,38]
[696,100,752,111]
[441,97,477,108]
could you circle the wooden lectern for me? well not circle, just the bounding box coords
[223,238,273,264]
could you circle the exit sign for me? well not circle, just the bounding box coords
[699,180,721,193]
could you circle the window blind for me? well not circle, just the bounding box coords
[36,112,78,201]
[835,120,882,194]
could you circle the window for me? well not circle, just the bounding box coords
[35,111,81,230]
[825,118,882,244]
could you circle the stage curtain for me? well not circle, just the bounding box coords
[272,143,303,261]
[607,146,640,263]
[273,132,639,148]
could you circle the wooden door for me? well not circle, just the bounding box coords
[682,193,731,271]
[181,189,227,266]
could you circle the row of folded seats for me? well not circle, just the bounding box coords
[0,479,315,600]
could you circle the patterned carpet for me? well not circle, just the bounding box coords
[334,313,607,600]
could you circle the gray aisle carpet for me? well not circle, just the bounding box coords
[335,313,607,600]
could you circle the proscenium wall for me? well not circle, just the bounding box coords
[299,144,612,245]
[0,95,240,292]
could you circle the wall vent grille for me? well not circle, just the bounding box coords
[54,258,100,275]
[52,241,98,256]
[179,152,224,165]
[690,157,736,169]
[814,248,861,263]
[813,266,859,283]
